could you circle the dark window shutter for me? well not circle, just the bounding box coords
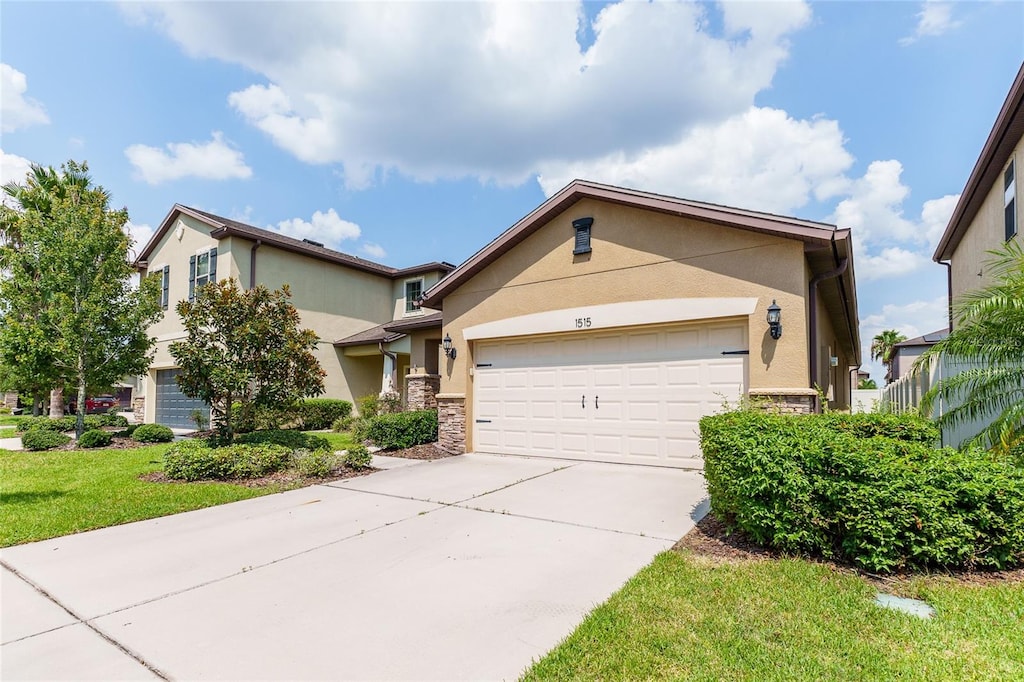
[188,254,196,301]
[1007,199,1017,241]
[572,217,593,255]
[209,248,218,282]
[162,265,170,309]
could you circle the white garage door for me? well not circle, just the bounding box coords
[473,322,747,468]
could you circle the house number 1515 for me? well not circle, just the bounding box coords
[575,317,592,329]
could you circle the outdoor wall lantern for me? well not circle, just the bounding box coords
[442,333,457,360]
[766,300,783,340]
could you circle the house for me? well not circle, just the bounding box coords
[420,180,861,467]
[885,62,1022,445]
[890,328,949,381]
[133,205,453,428]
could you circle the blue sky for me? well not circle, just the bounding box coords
[2,1,1022,382]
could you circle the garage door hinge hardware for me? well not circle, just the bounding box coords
[475,363,493,368]
[475,419,492,423]
[721,349,750,355]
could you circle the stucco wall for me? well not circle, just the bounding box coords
[439,198,821,446]
[391,271,445,321]
[950,138,1022,307]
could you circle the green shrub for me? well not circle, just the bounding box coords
[16,414,127,432]
[77,429,113,448]
[293,448,339,477]
[133,423,175,443]
[362,410,437,450]
[113,424,139,438]
[163,440,292,481]
[344,444,373,470]
[332,415,355,432]
[357,394,380,419]
[296,399,353,430]
[22,430,71,451]
[95,413,129,428]
[234,429,331,451]
[816,412,939,444]
[699,410,1024,572]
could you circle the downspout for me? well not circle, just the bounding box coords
[249,239,262,290]
[808,231,849,411]
[939,261,952,330]
[379,341,398,395]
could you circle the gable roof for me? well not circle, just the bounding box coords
[933,62,1024,262]
[893,328,949,349]
[134,204,455,279]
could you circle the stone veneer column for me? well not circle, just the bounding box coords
[406,374,441,410]
[2,392,18,410]
[132,396,146,424]
[746,388,818,414]
[436,394,466,453]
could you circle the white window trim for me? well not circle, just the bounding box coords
[403,277,425,316]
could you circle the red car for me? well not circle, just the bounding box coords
[68,395,120,414]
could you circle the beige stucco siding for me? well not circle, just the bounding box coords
[950,138,1022,305]
[391,272,445,321]
[438,199,816,447]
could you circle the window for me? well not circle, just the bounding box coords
[572,217,593,255]
[188,247,218,301]
[1006,160,1017,242]
[405,279,423,313]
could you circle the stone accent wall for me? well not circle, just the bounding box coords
[747,389,816,414]
[436,394,466,453]
[2,392,18,410]
[132,396,146,424]
[406,374,441,411]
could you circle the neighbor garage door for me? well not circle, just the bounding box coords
[155,369,209,429]
[473,322,747,468]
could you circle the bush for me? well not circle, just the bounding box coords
[96,413,129,428]
[816,412,939,444]
[163,440,292,481]
[113,424,139,439]
[133,423,175,443]
[700,410,1024,573]
[22,430,71,451]
[357,394,380,419]
[332,415,355,432]
[293,448,339,477]
[362,410,437,450]
[234,429,331,452]
[16,414,127,432]
[77,429,113,448]
[344,444,373,470]
[296,399,352,430]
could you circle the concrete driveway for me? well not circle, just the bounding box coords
[1,453,708,681]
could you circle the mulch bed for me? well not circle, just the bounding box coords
[375,442,457,460]
[674,514,1024,587]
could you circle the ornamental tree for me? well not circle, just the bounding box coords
[169,279,325,444]
[0,160,163,436]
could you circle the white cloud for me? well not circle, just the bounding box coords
[124,132,252,185]
[272,209,361,249]
[859,295,949,381]
[899,2,962,46]
[360,242,387,260]
[125,220,155,260]
[920,193,959,249]
[1,64,49,133]
[856,246,930,282]
[0,148,33,187]
[832,160,917,243]
[538,106,853,215]
[131,1,812,188]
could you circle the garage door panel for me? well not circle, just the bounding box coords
[155,369,209,429]
[473,322,747,467]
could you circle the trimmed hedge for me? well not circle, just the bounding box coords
[362,410,437,450]
[234,429,331,452]
[78,429,113,448]
[133,423,175,443]
[22,430,71,451]
[700,410,1024,573]
[296,399,352,430]
[16,414,128,432]
[816,412,939,444]
[344,444,373,470]
[164,440,292,481]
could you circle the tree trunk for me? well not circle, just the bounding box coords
[32,392,42,417]
[49,387,65,418]
[75,381,87,438]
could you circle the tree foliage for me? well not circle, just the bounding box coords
[870,329,907,385]
[169,279,326,444]
[918,241,1024,453]
[0,160,163,436]
[857,378,878,389]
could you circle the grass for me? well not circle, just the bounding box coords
[0,443,289,547]
[308,430,358,451]
[524,551,1024,681]
[0,427,16,438]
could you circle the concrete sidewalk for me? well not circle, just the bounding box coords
[1,453,707,681]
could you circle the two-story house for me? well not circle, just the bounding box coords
[133,205,453,428]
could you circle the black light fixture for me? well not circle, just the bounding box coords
[442,333,457,359]
[766,299,782,340]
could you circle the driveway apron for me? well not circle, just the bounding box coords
[2,453,707,681]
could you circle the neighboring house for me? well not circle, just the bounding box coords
[890,329,949,381]
[421,180,861,468]
[133,205,453,428]
[885,62,1022,445]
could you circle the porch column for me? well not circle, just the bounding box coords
[380,352,397,396]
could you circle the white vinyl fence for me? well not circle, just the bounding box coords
[850,389,882,413]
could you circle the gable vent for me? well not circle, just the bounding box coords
[572,217,593,256]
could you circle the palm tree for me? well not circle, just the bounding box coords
[871,329,907,385]
[918,241,1024,453]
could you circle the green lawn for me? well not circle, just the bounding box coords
[525,552,1024,681]
[310,430,358,451]
[0,427,16,438]
[0,444,285,547]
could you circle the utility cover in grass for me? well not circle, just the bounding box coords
[874,593,935,619]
